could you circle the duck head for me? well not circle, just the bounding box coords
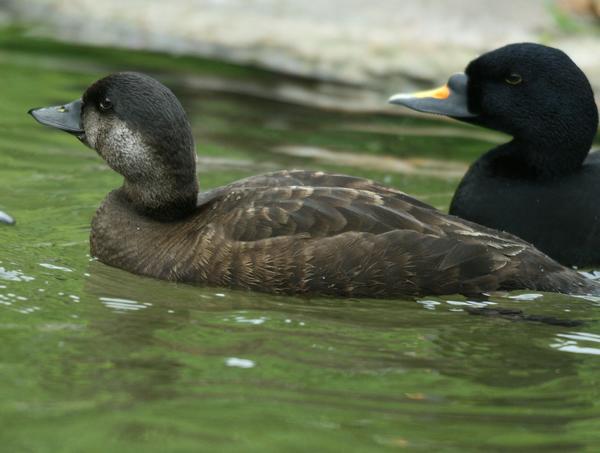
[29,72,198,219]
[390,43,599,176]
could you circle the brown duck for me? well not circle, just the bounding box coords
[28,72,598,298]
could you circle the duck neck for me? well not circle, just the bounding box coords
[121,151,199,222]
[123,178,198,221]
[485,132,593,180]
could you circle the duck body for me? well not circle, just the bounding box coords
[451,147,600,267]
[90,169,595,297]
[389,43,600,267]
[29,72,598,297]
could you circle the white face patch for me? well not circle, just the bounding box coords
[83,109,161,183]
[82,107,175,210]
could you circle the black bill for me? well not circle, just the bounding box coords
[0,210,15,225]
[28,99,84,136]
[388,73,476,118]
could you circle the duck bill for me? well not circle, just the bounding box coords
[0,211,15,225]
[28,99,84,137]
[388,73,476,118]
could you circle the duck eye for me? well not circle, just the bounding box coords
[505,73,522,85]
[99,98,113,111]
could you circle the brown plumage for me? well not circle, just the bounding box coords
[29,72,598,298]
[90,169,596,297]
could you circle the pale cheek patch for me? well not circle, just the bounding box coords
[87,115,159,181]
[83,111,173,210]
[106,119,151,177]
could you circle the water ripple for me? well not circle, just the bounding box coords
[0,267,35,282]
[551,332,600,356]
[99,296,146,312]
[225,357,255,368]
[39,263,73,272]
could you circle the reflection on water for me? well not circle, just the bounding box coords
[1,29,600,451]
[552,332,600,356]
[0,266,35,282]
[225,357,256,368]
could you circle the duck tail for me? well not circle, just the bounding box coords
[572,273,600,297]
[539,268,600,297]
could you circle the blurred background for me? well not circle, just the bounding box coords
[3,0,600,109]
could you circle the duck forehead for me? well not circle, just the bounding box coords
[83,74,115,104]
[84,80,175,131]
[84,73,164,105]
[467,43,568,78]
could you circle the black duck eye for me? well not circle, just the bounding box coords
[99,98,113,111]
[505,73,523,85]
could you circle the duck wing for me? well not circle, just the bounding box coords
[212,186,438,240]
[191,183,592,296]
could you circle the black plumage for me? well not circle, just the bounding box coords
[390,43,600,266]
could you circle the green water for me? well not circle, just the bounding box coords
[2,29,600,452]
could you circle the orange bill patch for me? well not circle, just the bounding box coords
[411,84,450,99]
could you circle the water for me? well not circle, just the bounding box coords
[1,28,600,451]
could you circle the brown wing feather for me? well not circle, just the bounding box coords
[207,185,443,241]
[194,182,590,296]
